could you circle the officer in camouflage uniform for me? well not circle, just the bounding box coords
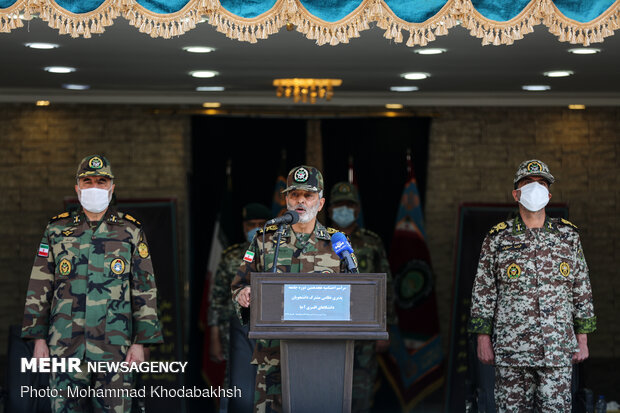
[208,203,271,412]
[468,159,596,412]
[22,155,163,413]
[231,166,347,413]
[327,182,396,413]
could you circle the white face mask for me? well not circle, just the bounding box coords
[79,187,111,213]
[331,206,356,228]
[518,181,549,212]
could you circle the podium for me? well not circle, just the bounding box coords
[249,273,388,413]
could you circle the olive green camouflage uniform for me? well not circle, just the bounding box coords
[231,222,346,413]
[207,241,249,384]
[22,155,162,413]
[468,214,596,412]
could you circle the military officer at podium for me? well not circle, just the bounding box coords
[468,159,596,412]
[231,165,346,413]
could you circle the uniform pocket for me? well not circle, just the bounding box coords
[105,299,132,346]
[54,241,79,280]
[104,242,132,279]
[48,298,73,346]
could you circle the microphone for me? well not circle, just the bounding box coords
[331,232,359,273]
[265,210,299,226]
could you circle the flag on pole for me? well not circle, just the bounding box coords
[199,159,234,403]
[272,149,288,218]
[378,150,443,411]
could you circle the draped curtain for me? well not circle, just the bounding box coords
[1,0,618,46]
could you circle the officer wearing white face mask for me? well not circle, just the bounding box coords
[468,159,596,412]
[327,182,397,413]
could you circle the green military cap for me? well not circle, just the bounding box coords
[513,159,554,186]
[242,203,271,221]
[76,155,114,179]
[282,165,324,193]
[329,182,359,205]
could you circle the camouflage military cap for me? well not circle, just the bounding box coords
[76,155,114,179]
[242,203,271,221]
[329,182,359,205]
[282,165,324,193]
[513,159,554,186]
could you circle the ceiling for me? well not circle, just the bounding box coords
[1,16,619,107]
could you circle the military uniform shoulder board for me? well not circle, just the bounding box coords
[49,211,70,223]
[122,213,142,227]
[360,228,381,240]
[223,243,243,254]
[326,227,338,234]
[489,221,509,235]
[558,218,579,231]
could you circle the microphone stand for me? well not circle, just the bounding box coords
[271,224,286,273]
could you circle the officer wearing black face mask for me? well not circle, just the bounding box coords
[327,182,397,413]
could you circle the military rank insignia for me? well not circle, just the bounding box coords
[62,229,74,237]
[243,250,255,263]
[507,263,521,279]
[111,258,125,274]
[138,242,149,259]
[490,222,507,235]
[58,258,72,276]
[559,262,570,277]
[38,243,49,257]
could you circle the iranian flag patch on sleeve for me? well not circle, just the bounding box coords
[38,243,49,257]
[243,250,255,263]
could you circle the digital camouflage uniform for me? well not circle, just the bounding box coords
[330,182,397,413]
[468,210,595,411]
[231,165,346,413]
[22,155,162,413]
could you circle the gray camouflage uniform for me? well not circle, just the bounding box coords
[468,159,596,412]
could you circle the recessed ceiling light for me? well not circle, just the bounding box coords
[522,85,551,91]
[568,48,600,55]
[25,42,59,49]
[36,100,50,106]
[183,46,215,54]
[543,70,574,78]
[62,84,90,90]
[401,72,430,80]
[385,104,403,109]
[44,66,76,74]
[568,104,586,110]
[390,86,419,92]
[414,48,446,55]
[190,70,218,78]
[196,86,225,92]
[202,102,221,108]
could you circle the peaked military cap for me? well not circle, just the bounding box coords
[330,181,359,205]
[282,165,324,193]
[513,159,554,186]
[242,203,271,221]
[76,155,114,179]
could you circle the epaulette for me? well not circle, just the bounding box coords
[488,221,509,235]
[223,243,243,254]
[326,227,338,234]
[121,213,142,227]
[360,227,382,240]
[49,212,70,223]
[557,218,579,231]
[257,225,278,234]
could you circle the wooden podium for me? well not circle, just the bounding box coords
[249,273,388,413]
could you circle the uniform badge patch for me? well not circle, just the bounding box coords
[38,243,49,257]
[62,229,74,237]
[58,258,72,276]
[294,167,309,183]
[559,262,570,277]
[111,258,125,274]
[88,156,104,169]
[138,242,149,258]
[243,251,255,263]
[527,161,543,172]
[507,263,521,279]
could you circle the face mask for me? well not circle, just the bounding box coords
[79,187,111,213]
[331,206,356,228]
[518,181,549,212]
[246,227,260,243]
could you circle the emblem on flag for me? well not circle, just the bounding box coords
[38,243,49,257]
[243,250,255,263]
